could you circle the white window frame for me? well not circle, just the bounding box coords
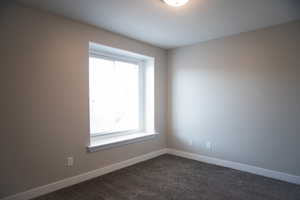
[89,50,146,138]
[87,42,157,152]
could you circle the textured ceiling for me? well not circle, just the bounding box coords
[18,0,300,49]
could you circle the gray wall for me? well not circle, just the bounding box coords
[0,3,167,198]
[168,21,300,176]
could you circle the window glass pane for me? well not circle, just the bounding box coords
[89,57,139,135]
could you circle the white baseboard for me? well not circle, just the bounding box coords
[166,148,300,185]
[2,148,168,200]
[3,148,299,200]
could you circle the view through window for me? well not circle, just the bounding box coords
[89,56,141,136]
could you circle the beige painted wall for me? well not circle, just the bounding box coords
[168,21,300,176]
[0,3,167,198]
[1,1,300,199]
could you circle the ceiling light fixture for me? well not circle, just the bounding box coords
[163,0,189,7]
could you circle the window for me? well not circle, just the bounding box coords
[89,56,142,136]
[88,42,155,151]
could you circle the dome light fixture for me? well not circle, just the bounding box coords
[163,0,189,7]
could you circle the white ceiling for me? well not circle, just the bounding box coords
[18,0,300,49]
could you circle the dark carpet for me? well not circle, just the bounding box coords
[33,155,300,200]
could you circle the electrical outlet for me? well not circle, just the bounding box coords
[188,140,193,146]
[67,157,74,167]
[205,141,212,151]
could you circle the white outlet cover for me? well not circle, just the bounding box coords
[205,142,212,150]
[67,157,74,167]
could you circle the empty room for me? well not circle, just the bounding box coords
[1,0,300,199]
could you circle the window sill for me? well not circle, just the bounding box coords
[87,132,159,152]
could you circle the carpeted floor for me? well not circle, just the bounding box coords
[33,155,300,200]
